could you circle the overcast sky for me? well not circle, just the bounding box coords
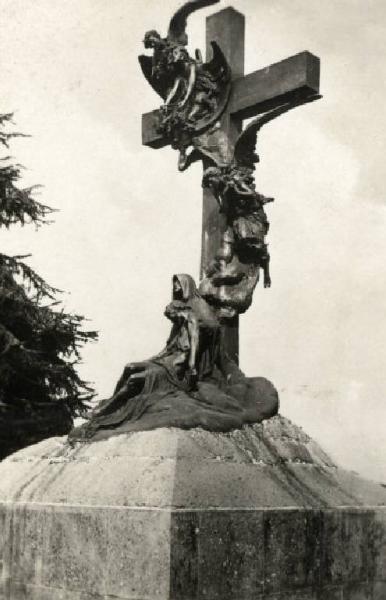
[1,0,386,481]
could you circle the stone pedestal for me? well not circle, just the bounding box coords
[0,416,385,599]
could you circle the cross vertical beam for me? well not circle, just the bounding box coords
[201,8,245,364]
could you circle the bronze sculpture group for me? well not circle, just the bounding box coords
[70,0,320,442]
[70,273,277,440]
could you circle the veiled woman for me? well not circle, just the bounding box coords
[69,274,223,440]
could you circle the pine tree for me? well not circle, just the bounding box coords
[0,113,97,458]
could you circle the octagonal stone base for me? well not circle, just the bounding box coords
[0,416,385,599]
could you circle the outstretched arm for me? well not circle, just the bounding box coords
[261,247,271,288]
[179,63,196,107]
[187,316,199,370]
[186,315,200,389]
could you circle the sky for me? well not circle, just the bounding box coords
[1,0,386,482]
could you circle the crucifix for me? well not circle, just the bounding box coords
[141,5,320,365]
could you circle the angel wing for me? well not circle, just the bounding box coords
[233,94,322,168]
[138,55,167,100]
[204,41,231,83]
[168,0,220,45]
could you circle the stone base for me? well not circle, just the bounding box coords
[0,416,385,599]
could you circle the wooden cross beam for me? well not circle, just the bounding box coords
[141,7,320,364]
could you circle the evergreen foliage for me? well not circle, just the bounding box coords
[0,113,97,457]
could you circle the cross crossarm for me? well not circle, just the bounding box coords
[142,50,320,149]
[230,50,320,120]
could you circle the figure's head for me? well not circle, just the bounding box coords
[173,275,182,299]
[143,30,161,49]
[202,166,222,189]
[231,166,254,187]
[172,274,198,301]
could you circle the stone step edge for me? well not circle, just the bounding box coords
[1,501,386,512]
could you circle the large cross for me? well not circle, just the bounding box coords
[142,7,320,364]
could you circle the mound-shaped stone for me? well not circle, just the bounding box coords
[0,416,385,599]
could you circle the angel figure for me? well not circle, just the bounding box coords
[139,0,231,164]
[140,0,222,105]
